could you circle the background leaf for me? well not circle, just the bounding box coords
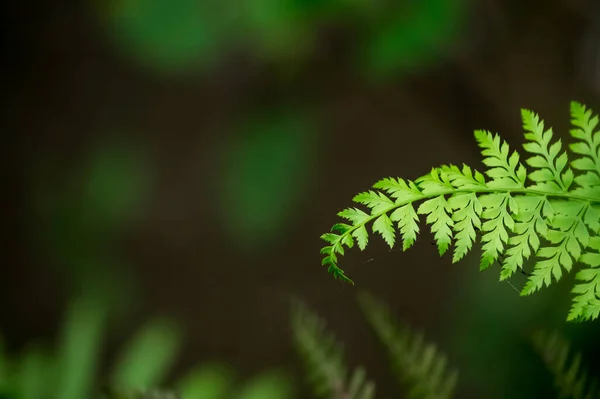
[234,370,295,399]
[219,109,316,250]
[18,345,53,399]
[110,319,181,390]
[361,0,465,78]
[177,363,235,399]
[57,297,108,399]
[105,0,223,74]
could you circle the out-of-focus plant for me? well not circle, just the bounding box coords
[319,101,600,322]
[104,367,295,399]
[359,0,465,79]
[218,109,316,251]
[291,294,457,399]
[532,330,600,399]
[291,300,376,399]
[357,292,458,398]
[0,296,294,399]
[292,294,600,399]
[100,0,466,77]
[30,135,153,311]
[0,296,177,398]
[104,0,225,74]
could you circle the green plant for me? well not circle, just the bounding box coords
[291,295,457,399]
[320,101,600,322]
[357,293,458,399]
[291,300,376,399]
[293,294,600,399]
[0,297,294,399]
[532,331,600,399]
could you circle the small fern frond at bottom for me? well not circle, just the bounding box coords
[357,292,457,399]
[290,300,376,399]
[532,330,600,399]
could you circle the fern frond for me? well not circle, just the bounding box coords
[290,300,376,399]
[320,101,600,321]
[532,330,600,399]
[357,292,457,399]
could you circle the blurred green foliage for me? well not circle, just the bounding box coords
[291,294,459,399]
[176,364,234,399]
[107,0,223,73]
[291,299,376,399]
[31,135,152,311]
[532,331,600,399]
[0,297,294,399]
[447,266,573,398]
[231,371,295,399]
[219,110,316,250]
[361,0,464,78]
[110,320,180,390]
[79,137,152,232]
[57,298,108,399]
[101,0,465,77]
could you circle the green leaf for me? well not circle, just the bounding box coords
[500,198,545,280]
[354,190,395,214]
[373,177,422,201]
[417,196,454,256]
[338,208,370,224]
[353,225,369,251]
[372,214,395,248]
[390,204,420,251]
[522,109,572,192]
[474,130,524,188]
[569,250,600,322]
[449,193,482,263]
[479,193,512,270]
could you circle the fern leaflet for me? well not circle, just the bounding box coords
[320,101,600,322]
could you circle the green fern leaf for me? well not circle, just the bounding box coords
[569,237,600,322]
[373,214,395,248]
[358,292,457,399]
[532,331,600,399]
[390,204,420,251]
[290,300,376,399]
[373,177,422,202]
[522,109,573,193]
[570,102,600,196]
[417,195,454,256]
[320,101,600,321]
[354,190,395,214]
[499,195,552,280]
[479,193,514,270]
[448,193,481,262]
[473,129,526,188]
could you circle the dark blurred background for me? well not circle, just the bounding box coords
[4,0,600,397]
